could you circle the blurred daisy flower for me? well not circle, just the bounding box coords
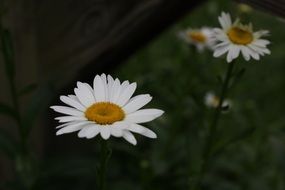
[213,12,270,62]
[238,3,252,14]
[204,92,232,111]
[179,27,215,52]
[50,74,164,145]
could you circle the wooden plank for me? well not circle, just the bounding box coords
[236,0,285,18]
[0,0,205,181]
[34,0,206,89]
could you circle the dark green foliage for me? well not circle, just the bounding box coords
[2,0,285,190]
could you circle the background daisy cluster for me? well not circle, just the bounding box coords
[113,2,285,190]
[1,0,285,190]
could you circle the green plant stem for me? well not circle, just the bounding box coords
[195,61,235,190]
[0,6,31,189]
[96,140,112,190]
[8,75,27,152]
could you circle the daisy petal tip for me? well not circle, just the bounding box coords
[77,131,86,138]
[56,131,63,136]
[107,74,114,80]
[146,94,152,98]
[86,135,94,139]
[149,132,157,139]
[77,81,83,87]
[50,106,56,110]
[130,82,137,89]
[130,140,137,146]
[100,132,111,140]
[157,110,165,117]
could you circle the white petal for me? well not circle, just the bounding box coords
[68,95,78,101]
[85,125,100,139]
[56,122,88,135]
[112,80,129,104]
[225,13,232,28]
[78,125,92,138]
[110,79,121,103]
[214,41,230,48]
[93,75,106,102]
[122,131,137,145]
[253,39,270,47]
[116,82,137,106]
[241,46,250,61]
[60,95,86,111]
[50,106,84,116]
[218,15,227,30]
[128,123,157,138]
[107,75,114,101]
[226,46,237,63]
[246,46,260,60]
[120,80,130,92]
[74,82,95,107]
[219,12,232,30]
[123,94,152,114]
[100,126,111,140]
[249,44,270,55]
[56,122,71,129]
[213,28,228,41]
[231,45,241,60]
[126,109,164,124]
[253,30,269,38]
[110,126,124,137]
[213,43,230,57]
[101,74,108,101]
[55,116,87,123]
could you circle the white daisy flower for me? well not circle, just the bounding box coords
[50,74,164,145]
[213,12,271,63]
[179,27,215,52]
[204,92,232,111]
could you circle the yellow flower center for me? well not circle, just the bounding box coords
[227,27,253,45]
[188,31,206,43]
[85,102,125,125]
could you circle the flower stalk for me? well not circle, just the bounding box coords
[96,140,112,190]
[197,61,235,189]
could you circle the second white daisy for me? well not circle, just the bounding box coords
[213,12,270,62]
[179,27,215,52]
[204,92,232,111]
[50,74,164,145]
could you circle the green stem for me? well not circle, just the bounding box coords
[96,140,112,190]
[0,5,31,189]
[195,61,235,190]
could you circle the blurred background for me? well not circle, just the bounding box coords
[1,0,285,189]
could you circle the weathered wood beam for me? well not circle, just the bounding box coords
[35,0,206,90]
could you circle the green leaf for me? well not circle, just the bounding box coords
[1,29,15,78]
[0,102,16,118]
[18,83,38,97]
[0,128,16,159]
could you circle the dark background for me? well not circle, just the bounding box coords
[1,0,285,189]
